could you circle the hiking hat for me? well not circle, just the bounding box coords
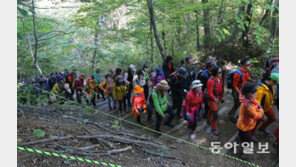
[206,60,215,68]
[130,64,136,71]
[191,80,203,89]
[156,80,170,91]
[133,85,144,94]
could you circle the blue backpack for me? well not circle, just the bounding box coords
[226,70,243,89]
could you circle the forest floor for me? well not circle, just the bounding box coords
[17,91,278,167]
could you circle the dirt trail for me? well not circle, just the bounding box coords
[17,93,278,167]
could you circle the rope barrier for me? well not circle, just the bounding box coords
[17,146,122,167]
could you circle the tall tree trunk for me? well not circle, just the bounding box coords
[92,19,100,70]
[31,0,42,74]
[270,0,278,43]
[229,5,245,43]
[146,0,166,60]
[149,21,154,67]
[202,0,211,49]
[162,30,167,53]
[92,32,98,70]
[259,0,273,26]
[241,1,254,47]
[195,10,200,51]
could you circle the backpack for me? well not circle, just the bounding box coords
[226,69,243,89]
[262,57,279,79]
[197,69,210,86]
[196,69,204,80]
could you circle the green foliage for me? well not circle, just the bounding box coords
[33,129,45,138]
[17,0,279,76]
[111,120,120,130]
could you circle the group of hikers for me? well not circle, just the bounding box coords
[18,55,279,159]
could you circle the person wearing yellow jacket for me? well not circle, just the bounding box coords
[255,75,277,134]
[100,74,115,111]
[113,75,129,116]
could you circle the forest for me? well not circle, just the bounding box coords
[17,0,278,78]
[17,0,279,167]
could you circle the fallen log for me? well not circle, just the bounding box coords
[19,135,73,146]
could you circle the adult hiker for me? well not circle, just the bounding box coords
[152,80,175,132]
[124,64,136,107]
[94,67,105,101]
[63,69,73,100]
[100,74,116,111]
[162,56,175,80]
[113,75,129,117]
[197,60,215,118]
[207,65,224,135]
[69,68,77,99]
[142,64,150,100]
[75,74,86,104]
[182,80,204,140]
[255,74,277,135]
[228,57,253,123]
[183,56,196,91]
[131,85,152,125]
[86,77,98,107]
[151,67,166,88]
[236,82,264,159]
[169,67,187,118]
[133,69,146,88]
[46,72,57,91]
[36,75,47,95]
[52,74,66,104]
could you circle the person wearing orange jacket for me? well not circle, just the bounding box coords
[86,77,98,107]
[207,65,224,135]
[100,74,116,111]
[229,58,253,123]
[131,85,152,125]
[255,75,277,135]
[236,82,264,159]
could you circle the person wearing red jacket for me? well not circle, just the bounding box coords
[207,65,224,135]
[182,80,204,140]
[229,58,253,123]
[75,74,86,104]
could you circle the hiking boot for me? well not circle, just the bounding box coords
[190,133,197,140]
[164,122,174,128]
[212,129,219,136]
[250,135,258,143]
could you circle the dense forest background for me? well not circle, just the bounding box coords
[17,0,279,79]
